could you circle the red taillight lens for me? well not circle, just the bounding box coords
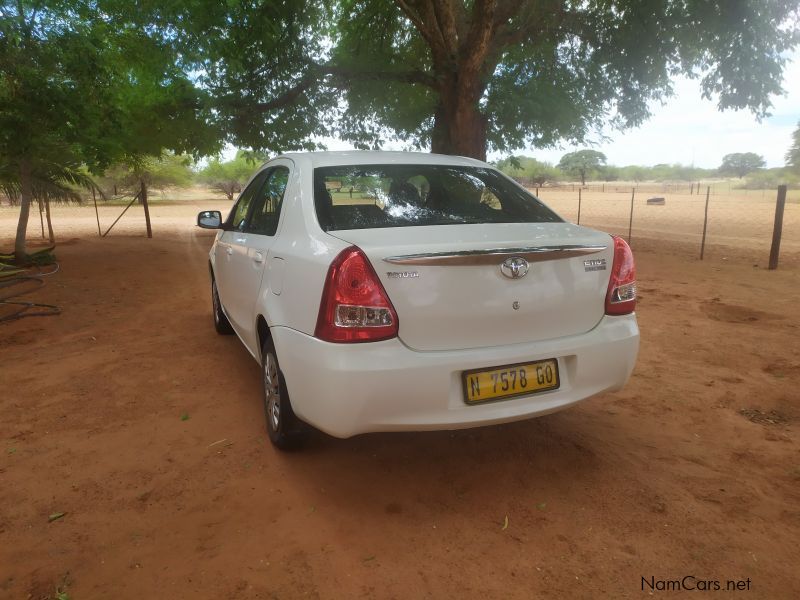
[605,236,637,316]
[315,246,399,343]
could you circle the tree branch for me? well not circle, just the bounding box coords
[493,0,522,25]
[461,0,497,65]
[396,0,452,69]
[15,0,28,39]
[394,0,437,49]
[321,64,438,90]
[218,63,438,117]
[491,3,574,53]
[431,0,460,56]
[220,75,316,113]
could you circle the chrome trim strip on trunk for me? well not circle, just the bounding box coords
[383,245,607,266]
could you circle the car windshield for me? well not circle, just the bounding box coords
[313,164,562,231]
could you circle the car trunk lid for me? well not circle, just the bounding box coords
[328,223,614,351]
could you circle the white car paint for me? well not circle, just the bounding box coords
[333,224,613,351]
[272,314,638,438]
[206,151,639,438]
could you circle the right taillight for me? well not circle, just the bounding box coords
[315,246,399,343]
[605,236,636,315]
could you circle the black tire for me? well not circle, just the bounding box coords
[261,337,305,449]
[211,277,234,335]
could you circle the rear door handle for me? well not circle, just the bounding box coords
[253,251,264,264]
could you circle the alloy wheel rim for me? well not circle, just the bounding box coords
[264,352,281,431]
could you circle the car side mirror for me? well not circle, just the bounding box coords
[197,210,223,229]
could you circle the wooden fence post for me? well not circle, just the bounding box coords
[577,188,582,224]
[38,198,45,238]
[141,179,152,239]
[627,187,635,243]
[700,186,710,260]
[92,187,101,236]
[44,198,55,243]
[768,185,787,270]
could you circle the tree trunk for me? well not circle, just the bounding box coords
[38,198,45,238]
[140,179,152,238]
[44,197,55,243]
[393,0,503,161]
[14,160,33,263]
[431,67,486,160]
[430,91,487,161]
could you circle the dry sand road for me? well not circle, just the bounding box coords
[1,203,799,599]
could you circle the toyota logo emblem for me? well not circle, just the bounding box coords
[500,257,529,279]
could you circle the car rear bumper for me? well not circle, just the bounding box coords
[271,315,639,438]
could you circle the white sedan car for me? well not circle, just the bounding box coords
[197,151,639,448]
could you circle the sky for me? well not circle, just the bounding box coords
[517,50,800,169]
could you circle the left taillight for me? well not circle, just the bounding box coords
[314,246,399,343]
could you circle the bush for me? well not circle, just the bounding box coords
[100,153,194,196]
[496,156,562,185]
[198,152,258,199]
[735,169,799,190]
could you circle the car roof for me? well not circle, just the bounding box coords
[273,150,490,169]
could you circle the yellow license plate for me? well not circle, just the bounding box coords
[462,359,560,404]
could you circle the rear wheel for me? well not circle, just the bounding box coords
[262,337,304,449]
[211,278,234,335]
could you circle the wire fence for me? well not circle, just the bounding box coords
[517,179,799,198]
[529,185,799,268]
[2,185,798,269]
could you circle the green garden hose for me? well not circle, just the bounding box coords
[0,248,61,323]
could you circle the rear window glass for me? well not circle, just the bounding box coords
[313,164,561,231]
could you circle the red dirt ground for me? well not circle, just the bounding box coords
[1,213,799,599]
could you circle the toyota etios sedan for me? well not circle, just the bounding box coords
[197,152,639,448]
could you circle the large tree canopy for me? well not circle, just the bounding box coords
[3,0,800,209]
[1,0,220,258]
[719,152,766,178]
[136,0,800,160]
[558,150,607,185]
[1,1,125,258]
[110,0,332,153]
[198,151,263,200]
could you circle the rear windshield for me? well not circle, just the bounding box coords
[313,164,562,231]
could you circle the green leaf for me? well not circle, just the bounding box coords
[48,512,66,523]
